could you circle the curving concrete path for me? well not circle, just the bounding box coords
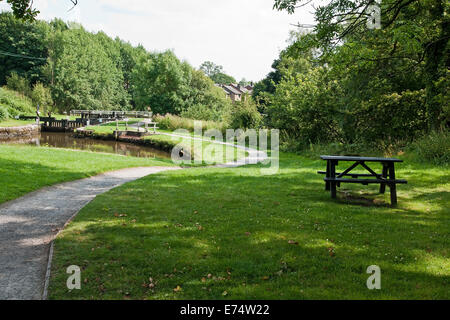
[0,135,268,300]
[0,167,179,300]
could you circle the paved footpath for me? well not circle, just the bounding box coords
[0,167,180,300]
[0,135,268,300]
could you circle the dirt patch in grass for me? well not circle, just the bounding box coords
[337,190,391,207]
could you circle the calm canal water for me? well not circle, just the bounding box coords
[1,132,171,159]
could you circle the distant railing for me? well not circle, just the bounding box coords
[40,117,105,132]
[70,110,153,119]
[20,111,153,132]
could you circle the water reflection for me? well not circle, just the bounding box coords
[1,132,171,159]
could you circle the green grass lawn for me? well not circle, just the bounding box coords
[0,145,174,205]
[0,119,35,127]
[48,152,450,300]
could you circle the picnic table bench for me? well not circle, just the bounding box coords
[319,155,407,205]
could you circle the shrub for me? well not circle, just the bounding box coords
[153,114,225,132]
[0,105,9,120]
[5,73,31,97]
[0,87,35,116]
[224,95,262,129]
[266,67,342,148]
[408,130,450,166]
[352,90,427,145]
[31,82,53,112]
[180,104,222,122]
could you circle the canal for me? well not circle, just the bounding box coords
[0,132,171,159]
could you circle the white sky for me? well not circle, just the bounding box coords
[0,0,316,81]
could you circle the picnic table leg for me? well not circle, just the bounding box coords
[380,163,388,194]
[330,161,337,199]
[325,161,331,191]
[388,163,397,206]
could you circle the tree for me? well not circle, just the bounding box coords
[132,51,192,114]
[224,95,262,129]
[210,72,236,85]
[0,0,39,21]
[133,52,231,117]
[116,40,146,100]
[0,12,49,85]
[0,0,77,21]
[239,78,250,87]
[199,61,223,78]
[49,27,129,111]
[31,82,53,112]
[273,0,449,130]
[1,11,234,118]
[265,57,343,146]
[199,61,238,85]
[258,24,433,149]
[5,72,31,96]
[181,69,232,121]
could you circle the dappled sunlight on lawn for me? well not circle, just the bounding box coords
[48,153,449,300]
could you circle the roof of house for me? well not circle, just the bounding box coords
[230,83,253,94]
[222,85,242,95]
[216,83,254,96]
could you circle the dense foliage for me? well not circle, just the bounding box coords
[154,114,226,132]
[132,53,231,119]
[200,61,237,85]
[0,105,8,120]
[0,13,230,117]
[48,28,131,111]
[0,86,34,117]
[224,95,262,129]
[408,130,450,166]
[0,12,48,85]
[0,0,39,21]
[210,72,236,85]
[253,0,449,151]
[0,0,77,21]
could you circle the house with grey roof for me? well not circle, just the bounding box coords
[217,83,254,102]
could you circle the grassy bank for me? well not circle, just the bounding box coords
[0,87,34,118]
[0,145,174,205]
[48,152,449,300]
[0,119,35,127]
[154,114,226,132]
[81,125,248,165]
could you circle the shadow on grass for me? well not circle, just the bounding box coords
[49,160,450,300]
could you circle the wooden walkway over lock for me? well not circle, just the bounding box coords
[70,110,153,119]
[20,110,154,132]
[20,116,105,132]
[41,119,89,132]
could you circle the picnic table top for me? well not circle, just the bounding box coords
[320,155,403,163]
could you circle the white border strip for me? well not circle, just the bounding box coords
[42,241,54,300]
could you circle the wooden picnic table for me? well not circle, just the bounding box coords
[319,155,407,205]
